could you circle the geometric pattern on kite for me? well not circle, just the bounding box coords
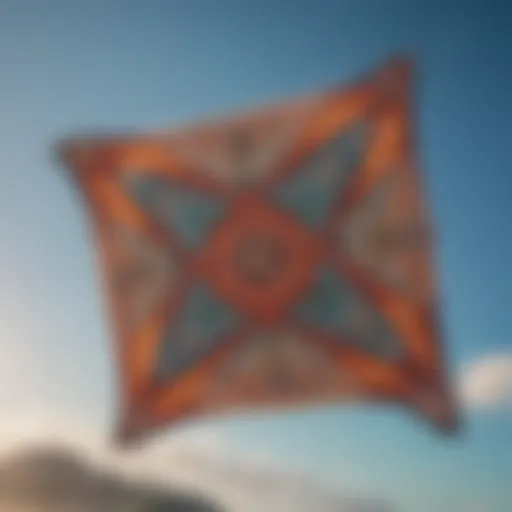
[271,120,370,229]
[340,168,434,301]
[105,223,178,338]
[294,267,403,361]
[207,330,363,408]
[125,176,227,250]
[155,283,240,383]
[58,58,459,445]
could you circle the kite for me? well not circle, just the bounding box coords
[58,58,459,445]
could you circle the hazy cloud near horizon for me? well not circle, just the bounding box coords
[0,349,510,511]
[0,430,392,512]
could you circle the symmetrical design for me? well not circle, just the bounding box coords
[105,223,178,338]
[156,284,240,382]
[340,168,433,301]
[59,58,459,444]
[207,330,361,408]
[294,267,402,361]
[272,121,369,229]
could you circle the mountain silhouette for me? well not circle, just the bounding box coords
[0,445,223,512]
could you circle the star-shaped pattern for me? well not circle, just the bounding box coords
[59,58,459,444]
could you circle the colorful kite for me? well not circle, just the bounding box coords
[59,58,459,445]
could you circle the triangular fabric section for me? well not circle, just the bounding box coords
[166,96,324,187]
[107,224,177,337]
[294,267,403,361]
[125,175,227,250]
[155,284,240,382]
[206,330,361,407]
[340,169,433,302]
[271,121,370,229]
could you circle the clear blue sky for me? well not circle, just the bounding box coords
[0,1,510,510]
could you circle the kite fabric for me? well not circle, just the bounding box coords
[59,58,459,445]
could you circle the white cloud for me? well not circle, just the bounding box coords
[458,352,512,411]
[102,443,389,512]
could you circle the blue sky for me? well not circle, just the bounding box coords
[0,0,510,510]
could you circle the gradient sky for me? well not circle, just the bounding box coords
[0,1,510,510]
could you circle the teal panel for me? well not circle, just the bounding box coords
[295,267,403,361]
[271,121,370,229]
[125,176,227,249]
[156,284,240,382]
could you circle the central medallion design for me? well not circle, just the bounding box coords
[235,232,287,285]
[198,195,323,324]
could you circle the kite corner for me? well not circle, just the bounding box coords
[414,386,463,439]
[54,137,74,170]
[54,136,89,175]
[374,53,417,95]
[112,416,146,450]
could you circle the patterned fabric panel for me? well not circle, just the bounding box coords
[124,175,227,249]
[294,267,402,360]
[271,122,370,229]
[108,224,177,336]
[341,170,433,302]
[166,96,323,187]
[207,330,360,406]
[156,284,240,382]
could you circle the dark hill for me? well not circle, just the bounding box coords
[0,445,223,512]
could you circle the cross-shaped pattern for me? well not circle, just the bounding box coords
[60,59,459,444]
